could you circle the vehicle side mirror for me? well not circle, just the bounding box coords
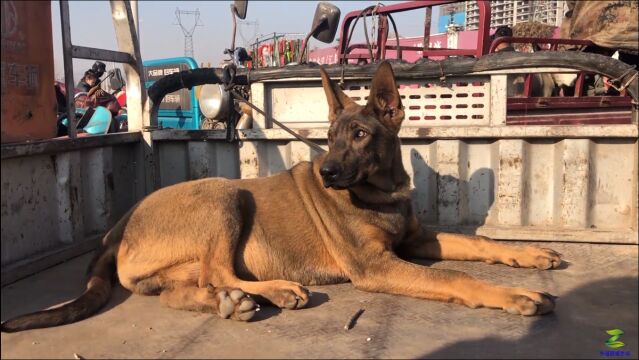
[298,2,340,64]
[311,2,340,43]
[233,0,247,20]
[110,68,125,91]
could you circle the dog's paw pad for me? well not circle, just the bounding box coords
[213,287,257,321]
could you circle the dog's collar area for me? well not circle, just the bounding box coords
[348,180,412,205]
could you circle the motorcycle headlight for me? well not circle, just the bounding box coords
[199,84,231,120]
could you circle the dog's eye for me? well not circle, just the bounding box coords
[355,129,368,138]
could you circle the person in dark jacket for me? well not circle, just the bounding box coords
[76,61,106,92]
[491,25,516,52]
[76,70,98,93]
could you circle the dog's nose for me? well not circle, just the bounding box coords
[320,162,342,181]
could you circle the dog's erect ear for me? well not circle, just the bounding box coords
[365,62,404,132]
[320,66,357,123]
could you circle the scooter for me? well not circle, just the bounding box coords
[55,70,127,136]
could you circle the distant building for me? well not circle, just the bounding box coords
[465,0,565,30]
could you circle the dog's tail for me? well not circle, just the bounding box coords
[1,244,117,333]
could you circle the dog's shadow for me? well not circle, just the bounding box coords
[251,291,330,321]
[408,147,495,263]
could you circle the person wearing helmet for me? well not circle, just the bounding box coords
[76,70,99,93]
[76,61,106,92]
[491,26,515,52]
[91,61,107,78]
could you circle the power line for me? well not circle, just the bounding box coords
[174,8,203,58]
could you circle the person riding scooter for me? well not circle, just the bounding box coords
[76,69,99,93]
[80,74,122,117]
[76,61,107,92]
[56,66,122,136]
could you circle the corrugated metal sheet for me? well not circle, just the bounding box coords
[2,68,637,285]
[153,135,638,244]
[233,71,636,242]
[155,141,239,188]
[1,140,141,283]
[1,154,60,265]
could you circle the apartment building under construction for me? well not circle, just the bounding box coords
[465,0,565,30]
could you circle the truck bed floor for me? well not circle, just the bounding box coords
[2,241,637,359]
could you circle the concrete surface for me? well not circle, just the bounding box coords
[1,242,637,359]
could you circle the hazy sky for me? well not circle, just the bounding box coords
[50,1,441,82]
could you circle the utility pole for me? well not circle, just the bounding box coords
[174,8,203,58]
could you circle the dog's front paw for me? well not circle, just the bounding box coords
[499,246,562,270]
[260,280,311,309]
[503,289,556,316]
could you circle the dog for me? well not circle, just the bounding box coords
[1,62,561,332]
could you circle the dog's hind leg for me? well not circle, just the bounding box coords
[197,190,311,310]
[217,279,311,310]
[159,285,257,321]
[201,230,311,310]
[119,257,257,321]
[123,270,257,321]
[397,221,562,270]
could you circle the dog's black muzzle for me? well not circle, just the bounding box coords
[320,160,342,188]
[320,160,361,189]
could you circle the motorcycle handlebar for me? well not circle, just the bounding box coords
[148,68,245,104]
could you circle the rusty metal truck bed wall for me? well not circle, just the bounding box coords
[1,133,144,285]
[1,68,637,285]
[153,69,638,245]
[153,129,638,245]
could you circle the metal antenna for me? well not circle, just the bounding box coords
[174,8,203,58]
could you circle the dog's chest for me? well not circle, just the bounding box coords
[371,211,407,236]
[347,205,410,246]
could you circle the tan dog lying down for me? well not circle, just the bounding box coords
[1,62,561,333]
